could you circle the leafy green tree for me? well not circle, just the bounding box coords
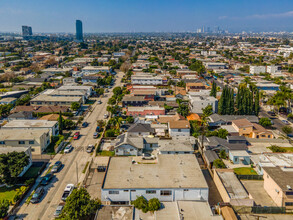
[126,116,134,123]
[259,118,272,127]
[105,129,116,137]
[71,102,81,111]
[148,198,161,212]
[0,151,29,185]
[213,159,226,168]
[218,129,229,139]
[177,103,189,117]
[113,87,122,96]
[0,199,9,218]
[60,188,100,220]
[176,80,186,88]
[202,105,213,117]
[219,150,227,159]
[108,97,116,105]
[131,196,149,213]
[63,119,76,130]
[282,126,293,134]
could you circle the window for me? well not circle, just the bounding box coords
[146,190,156,194]
[160,190,172,196]
[285,202,293,206]
[184,189,189,191]
[19,141,25,144]
[130,149,134,151]
[268,135,271,138]
[131,190,136,192]
[256,135,259,138]
[178,129,181,132]
[29,141,35,145]
[109,191,119,194]
[31,148,35,152]
[123,190,129,192]
[286,191,293,195]
[0,141,5,145]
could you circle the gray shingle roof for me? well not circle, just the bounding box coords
[128,123,155,134]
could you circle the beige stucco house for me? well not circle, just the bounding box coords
[0,129,51,155]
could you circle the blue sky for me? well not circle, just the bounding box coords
[1,0,293,33]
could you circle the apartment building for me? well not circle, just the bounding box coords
[101,154,209,203]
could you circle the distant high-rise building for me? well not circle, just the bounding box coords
[22,26,32,36]
[76,20,83,42]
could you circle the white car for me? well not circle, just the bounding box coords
[64,145,73,153]
[142,153,156,160]
[104,114,109,119]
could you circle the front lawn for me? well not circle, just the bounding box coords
[267,146,293,153]
[98,151,115,156]
[0,186,20,202]
[233,167,257,175]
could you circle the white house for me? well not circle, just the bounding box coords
[81,66,111,75]
[168,120,190,137]
[158,136,195,154]
[189,95,218,114]
[131,74,163,85]
[249,65,266,74]
[266,65,282,77]
[101,154,209,204]
[114,133,144,156]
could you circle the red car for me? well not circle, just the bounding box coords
[73,132,80,140]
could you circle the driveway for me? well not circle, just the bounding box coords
[241,180,277,206]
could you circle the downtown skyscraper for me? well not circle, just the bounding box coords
[22,26,32,36]
[76,20,83,42]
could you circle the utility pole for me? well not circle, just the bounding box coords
[76,162,78,185]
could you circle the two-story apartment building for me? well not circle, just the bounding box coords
[101,154,209,204]
[0,129,51,155]
[2,120,59,136]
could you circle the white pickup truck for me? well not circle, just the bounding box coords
[61,184,75,201]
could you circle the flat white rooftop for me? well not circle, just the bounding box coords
[103,154,208,189]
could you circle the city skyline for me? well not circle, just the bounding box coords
[1,0,293,33]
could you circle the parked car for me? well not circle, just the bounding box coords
[142,153,156,160]
[97,100,102,104]
[73,132,80,140]
[282,120,290,125]
[64,145,73,153]
[288,117,293,123]
[93,132,99,139]
[287,134,293,138]
[51,161,62,173]
[268,111,276,117]
[104,114,109,119]
[31,187,45,204]
[82,122,88,128]
[86,145,95,153]
[105,89,109,93]
[54,203,65,218]
[41,173,54,185]
[61,184,75,201]
[96,126,100,132]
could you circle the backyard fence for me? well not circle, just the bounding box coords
[236,174,263,180]
[234,205,287,214]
